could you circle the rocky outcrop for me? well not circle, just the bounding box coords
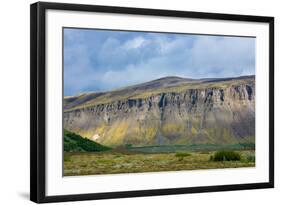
[64,76,255,146]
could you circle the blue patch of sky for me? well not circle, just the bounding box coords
[64,28,255,96]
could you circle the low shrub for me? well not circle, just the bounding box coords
[64,155,71,162]
[175,152,191,162]
[210,150,241,161]
[245,154,255,162]
[175,152,191,157]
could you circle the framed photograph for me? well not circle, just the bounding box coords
[30,2,274,203]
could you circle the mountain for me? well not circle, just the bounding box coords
[64,76,196,111]
[64,75,255,147]
[64,129,111,152]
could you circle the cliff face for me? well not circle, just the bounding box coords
[64,76,255,146]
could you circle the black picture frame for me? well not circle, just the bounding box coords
[30,1,274,203]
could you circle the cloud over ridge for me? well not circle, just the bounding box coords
[64,28,255,96]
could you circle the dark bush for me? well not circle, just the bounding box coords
[175,152,191,161]
[210,150,241,161]
[245,154,255,162]
[175,152,191,157]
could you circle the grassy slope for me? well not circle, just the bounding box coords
[64,129,111,152]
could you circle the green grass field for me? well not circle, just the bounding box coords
[63,149,255,176]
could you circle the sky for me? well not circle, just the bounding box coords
[64,28,255,96]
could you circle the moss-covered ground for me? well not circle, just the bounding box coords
[64,149,255,176]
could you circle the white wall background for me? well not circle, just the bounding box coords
[0,0,279,204]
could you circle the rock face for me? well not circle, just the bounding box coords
[64,76,255,147]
